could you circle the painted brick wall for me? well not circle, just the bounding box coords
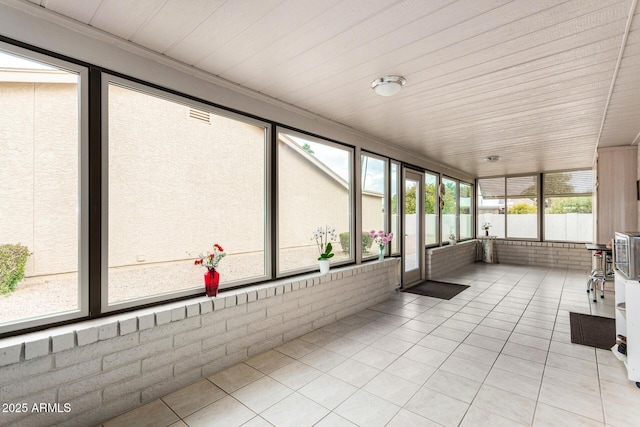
[425,239,592,281]
[494,240,592,271]
[426,240,477,280]
[0,259,399,426]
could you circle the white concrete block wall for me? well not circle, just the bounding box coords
[0,259,399,426]
[426,240,477,280]
[494,240,592,271]
[425,239,592,280]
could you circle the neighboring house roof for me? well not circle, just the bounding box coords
[279,134,383,198]
[0,68,76,83]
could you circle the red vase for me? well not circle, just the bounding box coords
[204,269,220,297]
[484,230,489,236]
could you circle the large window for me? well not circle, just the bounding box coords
[544,170,593,242]
[5,40,494,337]
[477,178,506,238]
[278,131,353,274]
[390,162,400,254]
[506,176,538,239]
[480,172,587,242]
[460,182,473,240]
[425,172,438,245]
[106,78,269,309]
[0,46,88,333]
[361,154,387,258]
[478,177,539,239]
[441,177,458,242]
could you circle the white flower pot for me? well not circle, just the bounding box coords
[319,260,330,274]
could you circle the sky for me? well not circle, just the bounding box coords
[290,135,385,193]
[0,51,55,69]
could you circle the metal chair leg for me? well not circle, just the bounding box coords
[586,268,605,303]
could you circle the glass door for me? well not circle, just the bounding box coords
[403,168,424,286]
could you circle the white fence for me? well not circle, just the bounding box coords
[478,213,593,241]
[405,213,592,243]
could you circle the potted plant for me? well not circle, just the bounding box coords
[482,222,491,236]
[313,226,335,274]
[194,243,226,296]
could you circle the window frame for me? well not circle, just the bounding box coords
[477,171,592,244]
[425,171,440,247]
[441,175,459,243]
[459,181,474,241]
[542,168,594,243]
[360,151,389,260]
[476,176,506,239]
[275,127,355,277]
[390,160,402,255]
[101,74,272,313]
[0,41,89,335]
[505,174,540,240]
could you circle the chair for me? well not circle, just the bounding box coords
[587,251,605,302]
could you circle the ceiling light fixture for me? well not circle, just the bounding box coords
[371,75,406,96]
[484,155,501,162]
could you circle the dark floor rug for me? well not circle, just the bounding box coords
[403,280,469,300]
[569,312,616,350]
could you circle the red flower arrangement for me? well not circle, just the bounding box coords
[194,244,226,270]
[195,244,226,297]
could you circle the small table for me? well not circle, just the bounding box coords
[585,243,613,276]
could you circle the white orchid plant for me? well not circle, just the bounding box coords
[313,226,336,261]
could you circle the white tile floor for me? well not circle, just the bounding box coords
[102,263,640,427]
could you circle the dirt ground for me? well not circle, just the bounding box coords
[0,248,353,325]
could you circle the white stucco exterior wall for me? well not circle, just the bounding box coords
[1,81,382,281]
[0,80,78,276]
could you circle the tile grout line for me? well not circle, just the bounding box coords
[529,267,567,427]
[397,264,537,425]
[108,265,621,426]
[457,266,547,426]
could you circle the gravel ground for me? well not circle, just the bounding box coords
[0,248,352,324]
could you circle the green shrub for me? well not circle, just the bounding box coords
[507,202,537,214]
[362,233,373,254]
[339,232,374,254]
[339,232,350,253]
[0,244,30,295]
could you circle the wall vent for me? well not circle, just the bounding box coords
[189,108,210,124]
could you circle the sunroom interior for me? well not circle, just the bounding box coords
[1,1,640,426]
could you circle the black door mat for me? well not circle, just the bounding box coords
[569,312,616,350]
[402,280,469,300]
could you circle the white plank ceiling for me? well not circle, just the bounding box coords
[24,0,640,177]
